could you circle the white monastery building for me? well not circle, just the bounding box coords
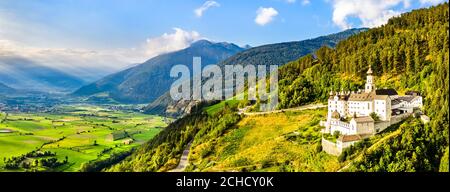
[321,67,423,155]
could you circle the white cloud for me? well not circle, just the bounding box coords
[331,0,404,29]
[419,0,447,4]
[255,7,279,26]
[330,0,447,29]
[144,28,202,58]
[195,1,221,17]
[301,0,311,5]
[286,0,297,3]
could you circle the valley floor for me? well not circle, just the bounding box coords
[0,105,168,172]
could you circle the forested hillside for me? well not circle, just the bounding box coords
[144,29,366,115]
[107,3,448,172]
[107,104,241,172]
[277,3,448,171]
[73,40,245,104]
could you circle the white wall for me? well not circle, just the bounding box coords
[374,98,390,121]
[330,119,353,135]
[348,101,372,117]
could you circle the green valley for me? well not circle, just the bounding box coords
[0,105,168,172]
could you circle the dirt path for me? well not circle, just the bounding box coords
[168,141,192,172]
[239,103,326,116]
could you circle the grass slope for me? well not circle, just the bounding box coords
[187,108,342,172]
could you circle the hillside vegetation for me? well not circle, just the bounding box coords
[187,109,341,172]
[144,29,366,115]
[107,104,241,172]
[277,3,448,171]
[73,40,244,104]
[107,4,448,172]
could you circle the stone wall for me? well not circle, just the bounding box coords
[374,121,390,133]
[391,113,410,124]
[322,138,341,156]
[375,113,411,133]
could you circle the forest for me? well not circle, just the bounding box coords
[107,103,241,172]
[277,3,448,171]
[106,3,449,172]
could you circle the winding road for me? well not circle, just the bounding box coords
[238,103,326,116]
[168,141,192,172]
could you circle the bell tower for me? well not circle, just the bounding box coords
[365,66,375,93]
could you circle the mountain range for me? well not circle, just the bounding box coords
[0,56,86,93]
[144,28,367,115]
[1,28,365,106]
[72,40,246,103]
[0,82,15,94]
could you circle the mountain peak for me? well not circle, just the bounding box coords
[190,40,241,50]
[73,39,245,103]
[190,39,213,47]
[242,45,252,49]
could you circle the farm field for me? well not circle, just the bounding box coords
[0,105,168,172]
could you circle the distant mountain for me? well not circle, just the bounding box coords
[0,82,15,94]
[217,28,367,68]
[144,28,367,115]
[242,45,252,49]
[73,40,245,104]
[0,56,86,93]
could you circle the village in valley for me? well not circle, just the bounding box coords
[320,67,430,155]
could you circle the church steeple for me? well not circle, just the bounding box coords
[365,66,375,93]
[367,66,373,75]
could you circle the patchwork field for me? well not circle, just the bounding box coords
[0,105,168,172]
[188,108,343,172]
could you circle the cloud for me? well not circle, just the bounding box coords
[255,7,279,26]
[144,28,203,58]
[284,0,310,5]
[419,0,447,4]
[195,1,221,17]
[330,0,447,29]
[331,0,404,29]
[301,0,311,5]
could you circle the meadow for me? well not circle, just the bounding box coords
[187,108,343,172]
[0,105,167,172]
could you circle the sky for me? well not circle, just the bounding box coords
[0,0,447,80]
